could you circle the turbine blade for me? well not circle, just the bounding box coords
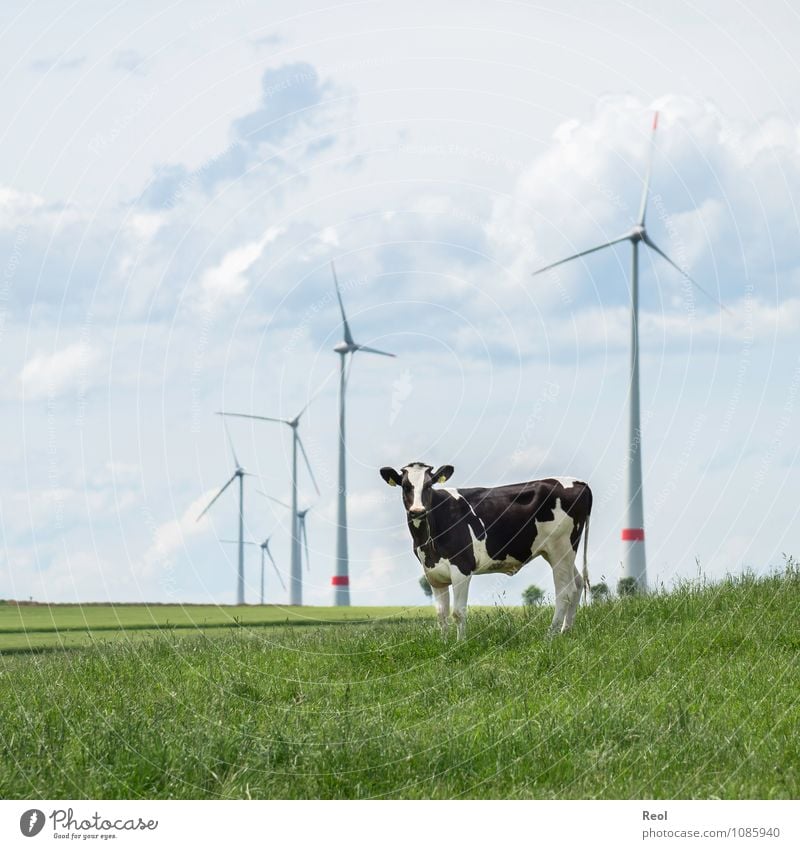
[331,260,355,346]
[638,110,659,226]
[356,344,396,357]
[531,234,630,276]
[216,411,290,425]
[220,539,258,546]
[256,490,292,511]
[223,420,240,469]
[643,235,730,314]
[196,473,237,521]
[293,383,325,422]
[264,540,286,590]
[344,349,355,389]
[296,433,320,495]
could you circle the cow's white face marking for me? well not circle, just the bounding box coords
[405,465,428,512]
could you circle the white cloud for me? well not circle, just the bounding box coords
[141,491,216,578]
[19,342,101,400]
[489,95,800,312]
[493,295,800,357]
[127,211,165,242]
[196,225,285,311]
[319,226,339,246]
[0,185,45,227]
[572,295,800,349]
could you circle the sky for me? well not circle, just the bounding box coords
[2,0,800,607]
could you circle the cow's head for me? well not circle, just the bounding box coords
[379,462,454,519]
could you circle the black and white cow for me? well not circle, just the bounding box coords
[380,463,592,639]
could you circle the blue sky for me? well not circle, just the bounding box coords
[2,0,800,606]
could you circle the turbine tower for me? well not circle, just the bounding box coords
[198,427,249,605]
[532,111,723,592]
[259,537,285,605]
[331,261,395,606]
[218,398,319,606]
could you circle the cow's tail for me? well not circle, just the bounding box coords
[582,513,591,604]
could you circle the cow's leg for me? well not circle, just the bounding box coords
[432,583,450,637]
[450,569,471,641]
[548,562,570,635]
[562,564,584,632]
[543,540,579,635]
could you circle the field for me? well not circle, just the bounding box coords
[0,603,429,653]
[1,571,798,799]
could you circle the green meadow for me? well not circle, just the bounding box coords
[0,603,428,652]
[1,571,797,799]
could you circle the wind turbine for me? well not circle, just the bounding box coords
[198,427,249,605]
[532,111,724,592]
[218,397,319,606]
[331,261,395,606]
[259,493,314,577]
[220,536,286,604]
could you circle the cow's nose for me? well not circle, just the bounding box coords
[408,508,426,518]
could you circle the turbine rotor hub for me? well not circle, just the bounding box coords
[630,224,646,242]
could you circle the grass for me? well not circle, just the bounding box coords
[0,604,431,653]
[0,571,798,799]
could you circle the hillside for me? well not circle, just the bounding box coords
[0,571,797,799]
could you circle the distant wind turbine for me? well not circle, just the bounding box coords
[218,395,320,606]
[198,426,250,605]
[532,111,725,592]
[331,261,395,606]
[259,492,314,576]
[221,536,286,604]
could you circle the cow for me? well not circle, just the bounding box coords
[379,462,592,640]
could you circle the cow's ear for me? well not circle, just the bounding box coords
[432,465,454,484]
[380,467,402,487]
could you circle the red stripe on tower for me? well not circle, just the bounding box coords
[621,528,645,541]
[653,110,659,130]
[331,576,349,586]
